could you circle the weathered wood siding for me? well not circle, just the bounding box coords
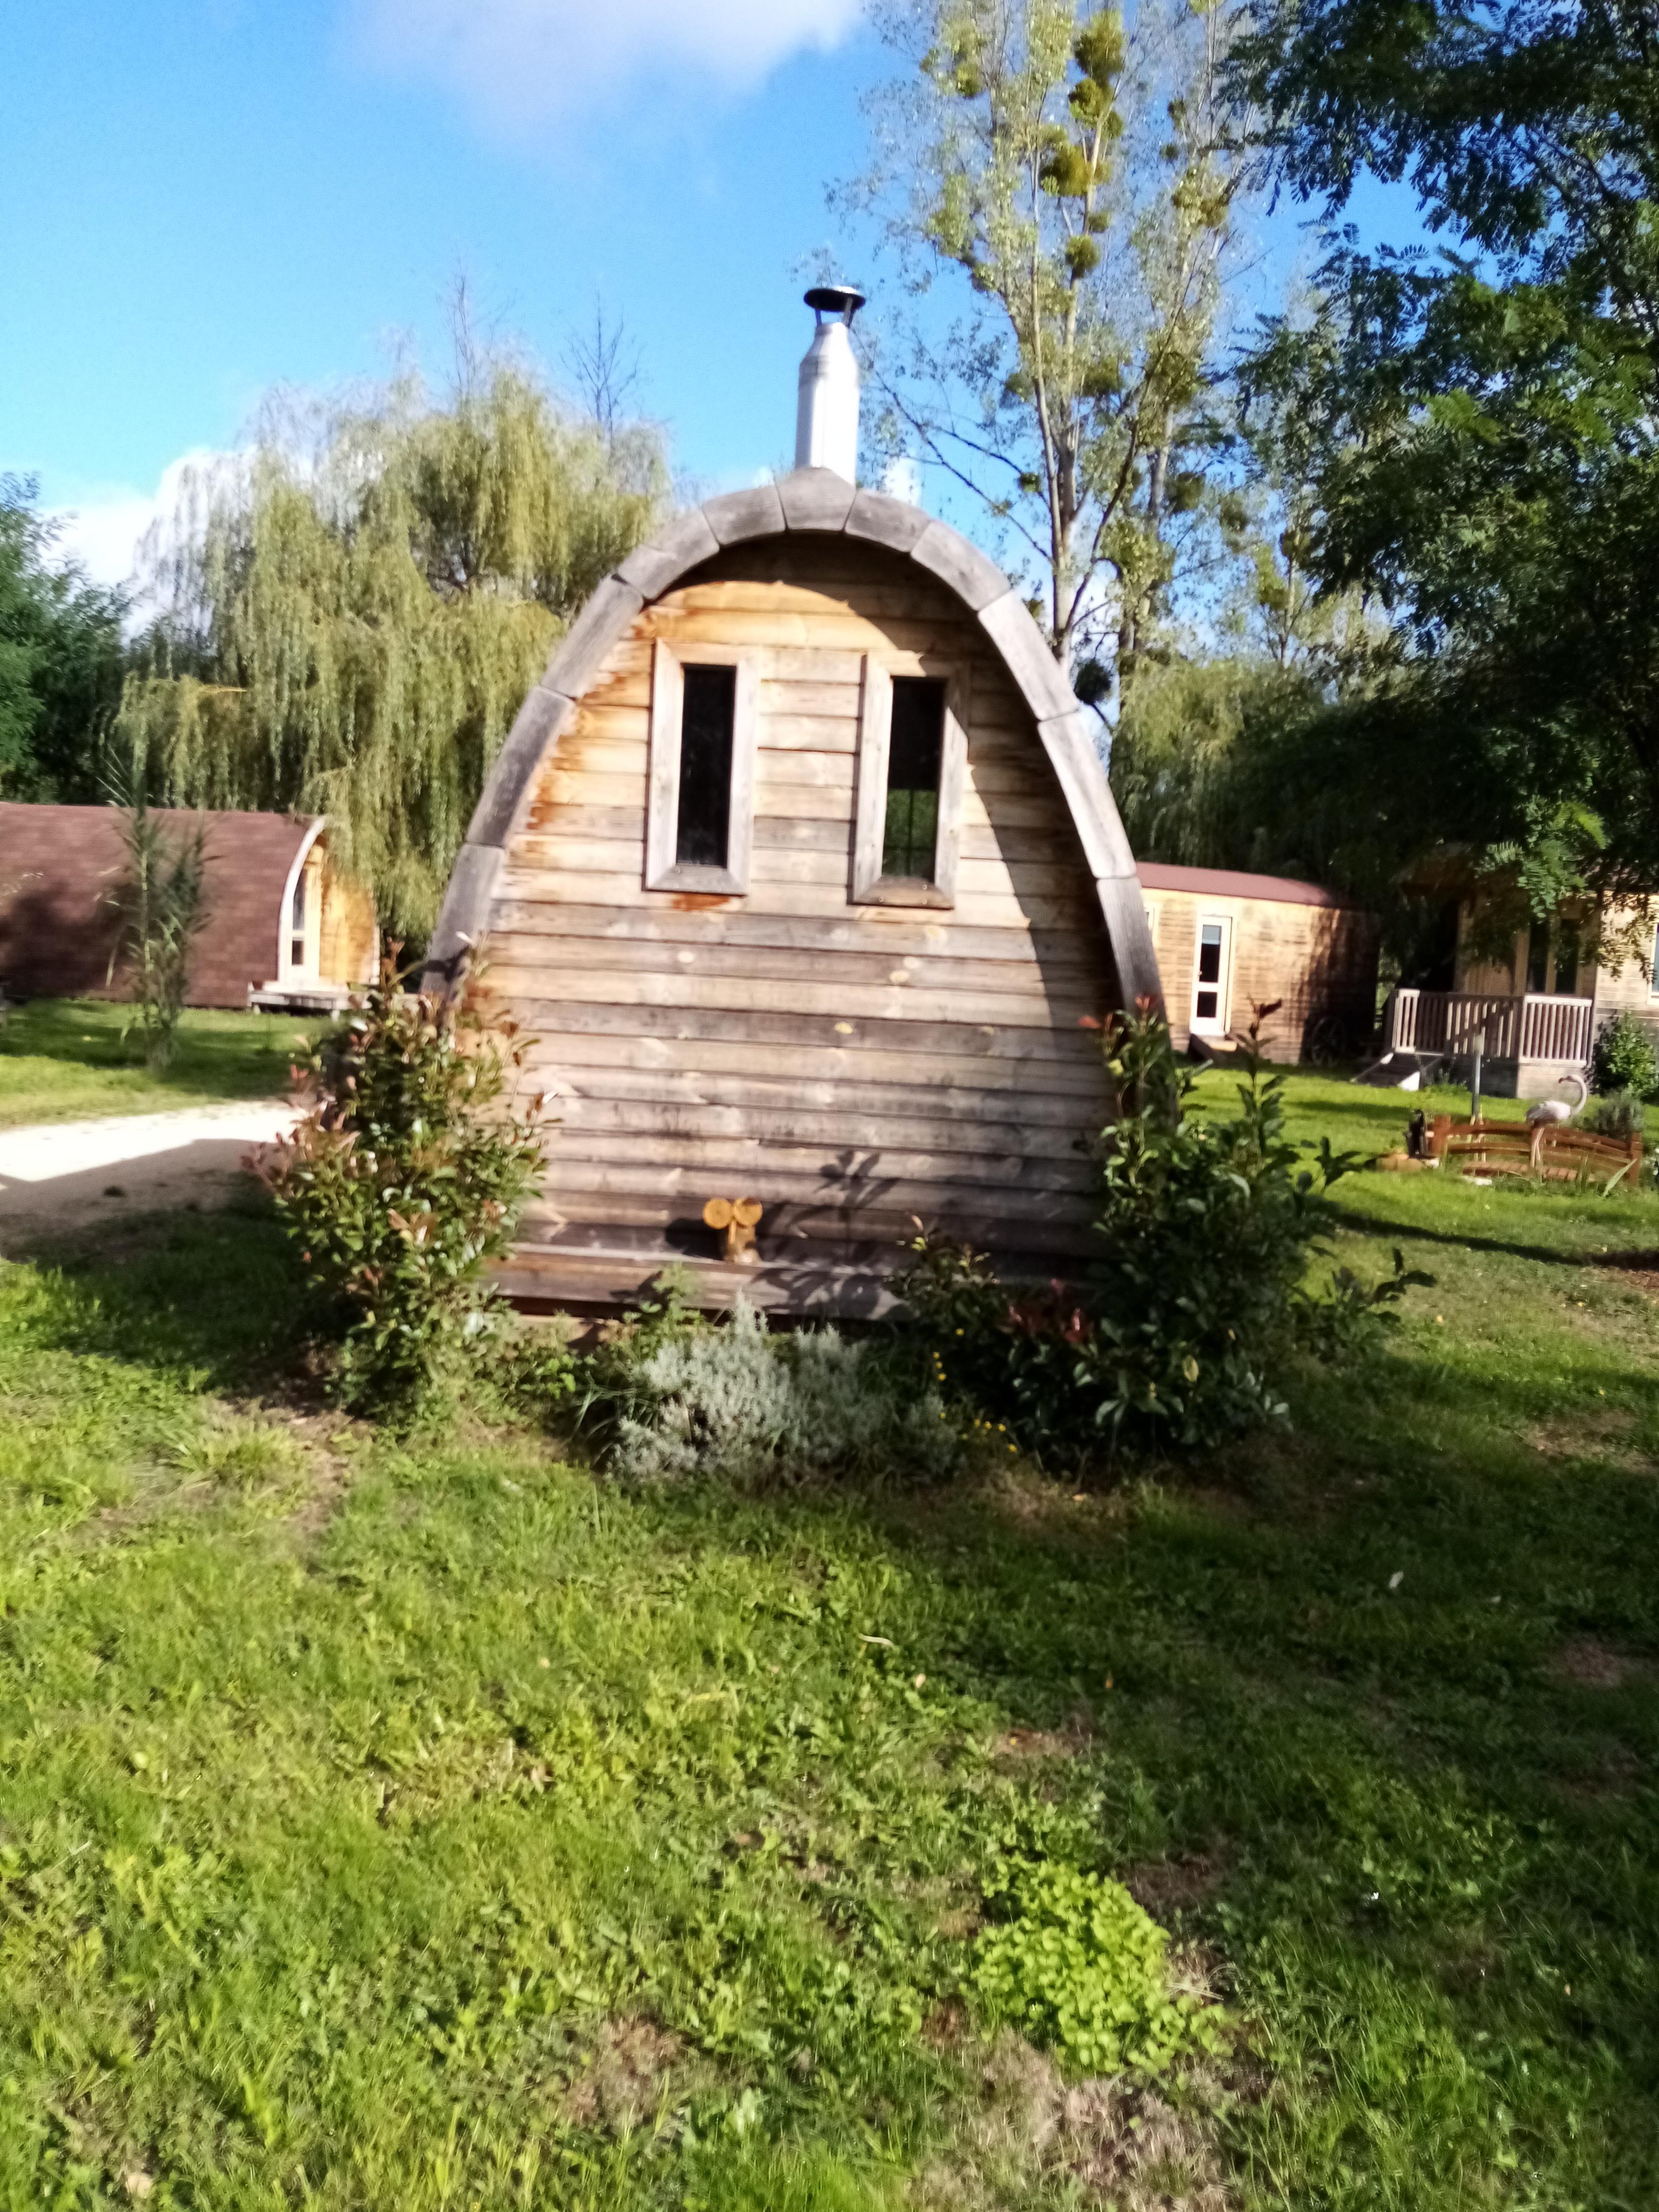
[317,849,379,985]
[476,537,1118,1296]
[1145,883,1379,1058]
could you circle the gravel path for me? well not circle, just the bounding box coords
[0,1100,299,1249]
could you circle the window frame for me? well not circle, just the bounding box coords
[644,639,758,897]
[1189,911,1234,1037]
[850,653,969,909]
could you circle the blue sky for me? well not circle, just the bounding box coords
[2,0,886,577]
[2,0,1389,588]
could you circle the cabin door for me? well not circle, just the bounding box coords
[1190,915,1233,1038]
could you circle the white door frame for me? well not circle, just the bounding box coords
[1190,911,1234,1038]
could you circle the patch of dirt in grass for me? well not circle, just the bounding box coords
[1529,1406,1647,1472]
[558,2016,691,2134]
[1127,1853,1229,1923]
[977,1467,1133,1532]
[918,2031,1232,2210]
[1549,1636,1650,1689]
[1590,1248,1659,1296]
[993,1708,1098,1767]
[1553,1740,1643,1805]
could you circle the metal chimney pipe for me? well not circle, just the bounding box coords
[795,284,865,481]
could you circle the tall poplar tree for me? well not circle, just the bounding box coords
[120,351,667,937]
[847,0,1249,694]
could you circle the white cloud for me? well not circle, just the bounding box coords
[349,0,865,129]
[49,449,242,627]
[48,451,210,590]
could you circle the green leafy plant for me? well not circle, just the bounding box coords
[254,952,546,1416]
[1591,1012,1657,1100]
[895,1002,1420,1459]
[1294,1247,1434,1361]
[103,781,210,1070]
[971,1855,1225,2078]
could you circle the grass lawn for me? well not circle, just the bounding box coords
[2,1069,1657,2208]
[0,1001,323,1129]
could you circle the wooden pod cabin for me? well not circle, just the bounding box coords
[425,469,1161,1315]
[0,804,377,1013]
[1138,862,1380,1062]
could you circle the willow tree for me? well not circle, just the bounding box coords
[847,0,1247,694]
[120,358,667,936]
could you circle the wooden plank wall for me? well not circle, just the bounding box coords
[477,537,1119,1290]
[1148,887,1378,1057]
[319,851,379,985]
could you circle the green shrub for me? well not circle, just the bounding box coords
[1591,1011,1657,1099]
[255,954,546,1416]
[581,1286,965,1485]
[971,1856,1224,2077]
[894,1003,1404,1460]
[1581,1087,1646,1139]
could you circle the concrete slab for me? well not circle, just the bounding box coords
[0,1100,299,1247]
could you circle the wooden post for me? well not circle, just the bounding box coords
[1429,1115,1452,1161]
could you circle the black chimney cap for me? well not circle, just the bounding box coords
[804,283,866,323]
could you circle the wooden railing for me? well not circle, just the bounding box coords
[1425,1115,1640,1186]
[1386,990,1593,1065]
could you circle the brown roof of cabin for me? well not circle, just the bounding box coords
[1135,860,1354,910]
[0,803,321,1008]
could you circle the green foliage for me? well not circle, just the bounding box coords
[588,1295,965,1486]
[0,474,127,799]
[256,956,546,1414]
[1234,0,1659,902]
[119,347,667,936]
[1591,1011,1658,1101]
[1109,654,1331,877]
[895,1003,1395,1457]
[973,1852,1222,2076]
[102,785,210,1071]
[1581,1088,1646,1142]
[850,0,1247,682]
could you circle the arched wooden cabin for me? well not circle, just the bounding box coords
[425,470,1161,1315]
[0,805,377,1013]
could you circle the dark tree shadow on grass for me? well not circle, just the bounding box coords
[12,1192,313,1398]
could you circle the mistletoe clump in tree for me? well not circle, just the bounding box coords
[119,331,667,939]
[848,0,1249,694]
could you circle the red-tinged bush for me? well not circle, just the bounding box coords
[254,951,546,1417]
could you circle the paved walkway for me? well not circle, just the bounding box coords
[0,1100,299,1247]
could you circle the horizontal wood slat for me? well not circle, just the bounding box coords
[487,898,1091,967]
[530,1062,1100,1127]
[544,1088,1094,1157]
[496,994,1107,1063]
[487,928,1096,998]
[484,960,1098,1032]
[523,1167,1097,1228]
[516,1028,1110,1097]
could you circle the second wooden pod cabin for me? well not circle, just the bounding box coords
[426,291,1160,1313]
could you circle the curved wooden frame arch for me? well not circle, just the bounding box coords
[422,467,1162,1011]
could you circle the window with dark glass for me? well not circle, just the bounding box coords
[1554,919,1580,996]
[881,677,946,880]
[675,664,737,869]
[290,873,307,968]
[1195,922,1224,1021]
[1526,925,1551,994]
